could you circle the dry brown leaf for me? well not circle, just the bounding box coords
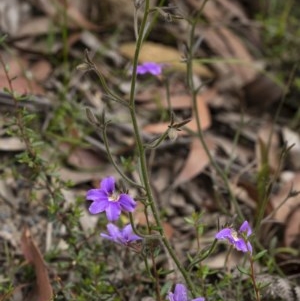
[30,60,52,82]
[203,250,242,270]
[282,127,300,170]
[215,0,248,22]
[33,0,101,31]
[17,17,55,37]
[255,123,280,173]
[59,143,105,169]
[133,202,174,239]
[271,173,300,224]
[21,226,53,301]
[66,5,101,31]
[284,206,300,247]
[0,56,28,78]
[120,41,214,78]
[0,75,44,95]
[0,0,21,35]
[143,92,212,135]
[0,54,44,94]
[0,137,26,151]
[57,167,115,185]
[204,27,256,85]
[212,135,253,166]
[173,136,215,187]
[141,88,216,111]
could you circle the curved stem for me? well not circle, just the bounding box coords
[144,129,169,149]
[186,2,244,220]
[101,124,144,189]
[187,239,217,271]
[128,0,196,296]
[249,254,261,301]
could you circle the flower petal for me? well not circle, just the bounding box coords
[100,233,117,243]
[136,62,162,76]
[89,199,108,214]
[174,284,188,301]
[86,189,108,201]
[234,238,248,253]
[105,202,121,221]
[106,223,122,240]
[167,292,175,301]
[122,224,134,239]
[215,228,233,240]
[100,176,115,194]
[247,241,253,253]
[122,224,142,243]
[119,194,136,212]
[192,298,205,301]
[239,221,252,237]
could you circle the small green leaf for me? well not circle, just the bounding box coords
[236,265,250,276]
[253,249,268,261]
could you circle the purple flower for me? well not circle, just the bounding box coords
[86,176,136,221]
[100,223,142,246]
[136,62,163,76]
[215,221,252,253]
[168,284,205,301]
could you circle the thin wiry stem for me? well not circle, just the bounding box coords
[128,0,197,297]
[101,123,145,189]
[186,1,244,220]
[249,254,261,301]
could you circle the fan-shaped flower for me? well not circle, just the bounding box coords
[215,221,252,253]
[100,223,142,246]
[86,176,136,221]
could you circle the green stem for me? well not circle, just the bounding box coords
[249,254,261,301]
[186,1,244,220]
[101,124,144,189]
[144,129,169,149]
[128,0,196,296]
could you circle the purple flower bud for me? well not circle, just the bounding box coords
[136,62,163,76]
[168,284,205,301]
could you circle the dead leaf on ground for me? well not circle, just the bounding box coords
[255,123,280,173]
[133,202,174,239]
[173,136,215,187]
[141,88,216,111]
[30,60,52,82]
[59,143,106,169]
[66,4,102,31]
[17,17,55,37]
[57,167,115,185]
[284,206,300,247]
[32,0,101,31]
[282,127,300,170]
[143,91,212,135]
[120,41,214,78]
[271,172,300,224]
[213,135,253,166]
[21,226,53,301]
[0,137,26,151]
[0,55,45,95]
[202,246,243,270]
[215,0,249,22]
[0,56,28,78]
[0,75,44,95]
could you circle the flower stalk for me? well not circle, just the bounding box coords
[127,0,197,296]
